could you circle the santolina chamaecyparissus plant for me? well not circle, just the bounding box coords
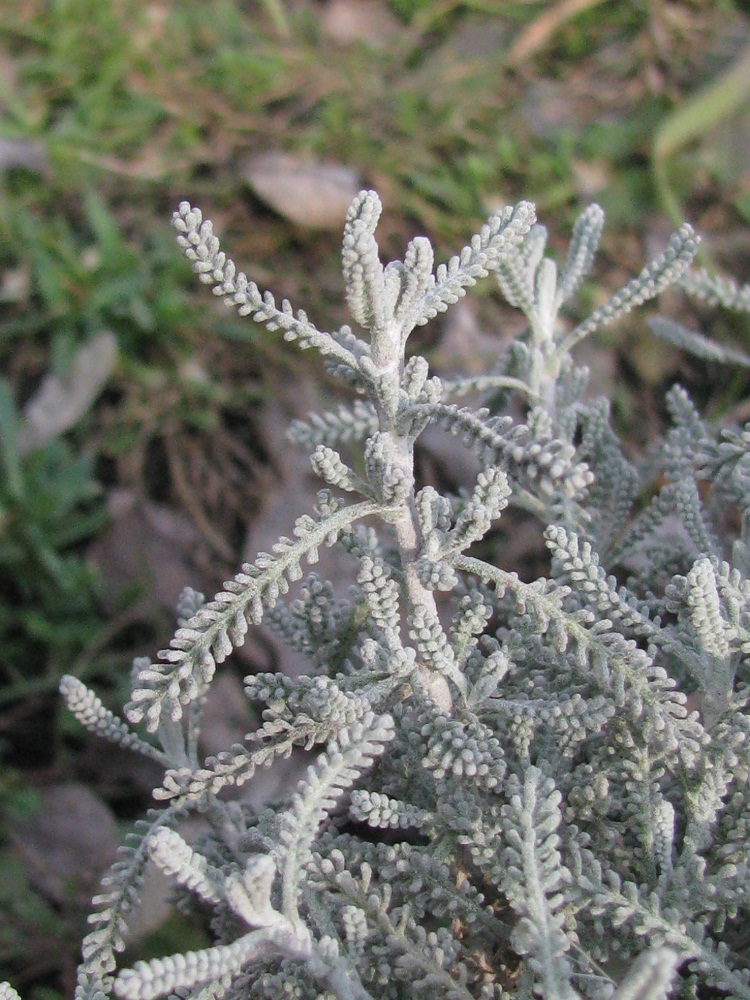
[5,189,750,1000]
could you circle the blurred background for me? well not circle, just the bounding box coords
[1,1,749,996]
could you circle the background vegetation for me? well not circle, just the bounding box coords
[1,1,749,997]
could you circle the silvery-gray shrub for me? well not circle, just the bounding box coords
[5,190,750,1000]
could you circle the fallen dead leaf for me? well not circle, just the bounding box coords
[430,299,508,377]
[0,263,31,304]
[506,0,607,68]
[18,332,118,454]
[10,783,119,908]
[198,670,260,760]
[87,488,211,615]
[319,0,400,47]
[241,152,361,229]
[0,137,49,176]
[572,158,610,198]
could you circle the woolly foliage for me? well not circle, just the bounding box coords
[678,266,750,312]
[173,201,365,376]
[12,192,750,1000]
[415,403,592,501]
[74,807,183,999]
[559,223,699,352]
[499,766,577,1000]
[649,317,750,368]
[126,497,383,733]
[276,712,395,924]
[288,399,380,449]
[60,675,166,763]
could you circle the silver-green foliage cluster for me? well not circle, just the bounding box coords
[8,191,750,1000]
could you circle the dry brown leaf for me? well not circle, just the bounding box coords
[241,152,361,229]
[319,0,400,46]
[88,488,210,615]
[18,331,118,454]
[430,299,506,377]
[0,137,49,175]
[198,670,259,760]
[0,263,31,304]
[506,0,606,68]
[572,158,610,197]
[11,784,119,908]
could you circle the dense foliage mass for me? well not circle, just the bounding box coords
[5,190,750,1000]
